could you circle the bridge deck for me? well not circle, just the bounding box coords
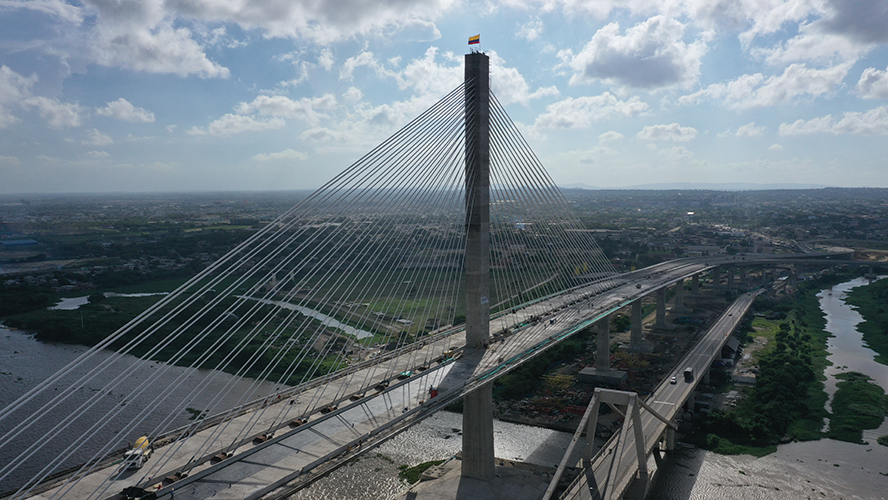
[24,254,817,500]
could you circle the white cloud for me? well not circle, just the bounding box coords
[340,51,388,81]
[769,143,784,150]
[340,47,462,100]
[533,93,648,129]
[343,87,363,103]
[0,66,37,128]
[598,131,624,144]
[393,18,441,42]
[5,0,83,23]
[96,98,155,122]
[86,150,110,158]
[857,66,888,99]
[563,16,707,89]
[319,49,335,71]
[489,52,559,105]
[0,155,21,165]
[251,148,307,162]
[637,123,698,141]
[659,145,693,160]
[779,106,888,136]
[234,94,336,125]
[91,20,230,78]
[752,31,869,67]
[22,96,85,128]
[188,114,286,136]
[736,122,765,137]
[678,63,849,110]
[517,17,544,41]
[83,128,113,146]
[160,0,456,44]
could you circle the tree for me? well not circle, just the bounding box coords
[88,292,106,304]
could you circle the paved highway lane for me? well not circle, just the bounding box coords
[562,291,760,500]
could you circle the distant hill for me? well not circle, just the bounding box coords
[559,182,830,191]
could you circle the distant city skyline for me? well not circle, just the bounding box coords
[2,0,888,194]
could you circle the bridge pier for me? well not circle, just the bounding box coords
[691,273,699,294]
[739,266,747,289]
[672,279,691,314]
[654,288,668,329]
[630,300,642,350]
[597,316,611,370]
[665,427,676,451]
[727,265,735,290]
[462,383,495,480]
[461,50,494,481]
[712,265,722,288]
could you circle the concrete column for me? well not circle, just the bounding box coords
[674,279,685,309]
[597,316,610,371]
[691,273,699,294]
[655,287,667,328]
[462,51,494,481]
[703,368,711,385]
[666,428,676,451]
[463,52,490,351]
[727,266,735,290]
[631,300,642,350]
[739,266,747,289]
[462,383,494,479]
[686,392,695,415]
[712,266,722,288]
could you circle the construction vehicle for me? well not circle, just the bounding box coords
[122,436,153,470]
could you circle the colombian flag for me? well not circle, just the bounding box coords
[468,34,480,45]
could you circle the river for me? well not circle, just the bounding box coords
[0,327,284,495]
[3,276,888,499]
[647,276,888,500]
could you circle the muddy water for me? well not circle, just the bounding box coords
[0,327,283,494]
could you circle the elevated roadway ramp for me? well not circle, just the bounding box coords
[24,257,764,500]
[556,290,760,500]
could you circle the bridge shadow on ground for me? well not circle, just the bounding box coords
[646,445,705,500]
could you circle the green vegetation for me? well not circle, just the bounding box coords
[827,372,888,443]
[877,435,888,447]
[3,295,165,346]
[0,287,54,316]
[493,327,594,399]
[844,278,888,366]
[398,460,445,484]
[695,273,853,454]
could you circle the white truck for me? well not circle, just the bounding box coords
[122,436,153,470]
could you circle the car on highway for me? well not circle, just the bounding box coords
[670,376,677,384]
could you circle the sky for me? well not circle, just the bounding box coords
[1,0,888,194]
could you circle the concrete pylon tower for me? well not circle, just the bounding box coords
[461,51,495,480]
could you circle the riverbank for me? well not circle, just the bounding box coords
[693,272,857,454]
[845,276,888,366]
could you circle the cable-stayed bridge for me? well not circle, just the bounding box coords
[0,53,854,500]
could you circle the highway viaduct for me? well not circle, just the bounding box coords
[19,252,861,500]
